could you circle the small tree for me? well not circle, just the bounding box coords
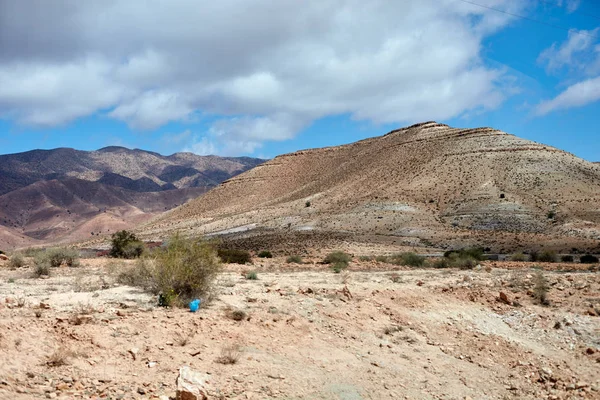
[110,230,145,259]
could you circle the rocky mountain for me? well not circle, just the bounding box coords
[142,122,600,253]
[0,148,263,249]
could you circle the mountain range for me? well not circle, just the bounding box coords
[0,147,263,249]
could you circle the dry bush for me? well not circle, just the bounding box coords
[388,272,402,283]
[119,234,221,307]
[340,271,351,284]
[174,331,195,347]
[383,325,403,335]
[286,255,303,264]
[8,253,25,269]
[46,346,72,367]
[510,252,527,262]
[225,307,247,321]
[389,252,427,267]
[217,249,251,264]
[215,344,242,365]
[533,270,550,306]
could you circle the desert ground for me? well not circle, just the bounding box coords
[0,255,599,400]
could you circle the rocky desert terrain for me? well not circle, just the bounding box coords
[0,254,598,400]
[139,122,600,254]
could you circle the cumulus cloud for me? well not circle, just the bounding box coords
[535,76,600,115]
[0,0,525,154]
[538,28,599,73]
[535,28,600,116]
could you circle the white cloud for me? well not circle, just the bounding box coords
[556,0,581,13]
[185,137,218,156]
[538,28,599,73]
[535,76,600,115]
[0,0,526,153]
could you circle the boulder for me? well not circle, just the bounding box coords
[0,254,9,261]
[176,366,209,400]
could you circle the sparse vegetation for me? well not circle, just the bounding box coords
[173,331,194,347]
[510,252,527,262]
[226,307,248,321]
[286,255,303,264]
[257,250,273,258]
[32,256,51,277]
[218,249,251,264]
[444,247,485,261]
[8,253,25,269]
[215,344,242,365]
[42,247,81,268]
[110,230,145,259]
[533,270,550,306]
[537,250,557,263]
[324,251,351,265]
[560,255,574,263]
[359,255,373,261]
[431,258,449,268]
[375,255,389,263]
[580,254,599,264]
[324,251,352,273]
[120,233,221,307]
[245,271,258,280]
[46,347,71,367]
[389,252,426,267]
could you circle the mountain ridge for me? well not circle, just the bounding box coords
[140,122,600,253]
[0,147,264,249]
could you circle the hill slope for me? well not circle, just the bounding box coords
[142,122,600,252]
[0,148,263,250]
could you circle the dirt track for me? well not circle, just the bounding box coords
[0,258,599,399]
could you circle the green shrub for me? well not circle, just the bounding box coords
[324,251,351,265]
[286,255,303,264]
[510,252,527,262]
[529,251,539,262]
[305,201,311,207]
[358,255,373,261]
[537,251,557,263]
[38,247,80,268]
[444,247,485,261]
[257,251,273,258]
[110,230,145,259]
[8,253,25,269]
[332,262,347,273]
[560,255,574,263]
[122,234,221,307]
[389,252,426,267]
[547,211,556,219]
[580,254,599,264]
[32,255,51,277]
[218,249,251,264]
[245,271,258,280]
[375,255,389,263]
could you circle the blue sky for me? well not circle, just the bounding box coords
[0,0,599,161]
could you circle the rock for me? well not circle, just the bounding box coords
[137,387,146,395]
[0,254,8,261]
[498,292,511,305]
[46,393,57,399]
[129,348,139,360]
[39,302,51,309]
[176,366,210,400]
[587,308,597,316]
[586,347,595,355]
[576,382,589,389]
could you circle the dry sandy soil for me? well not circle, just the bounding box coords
[0,257,599,400]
